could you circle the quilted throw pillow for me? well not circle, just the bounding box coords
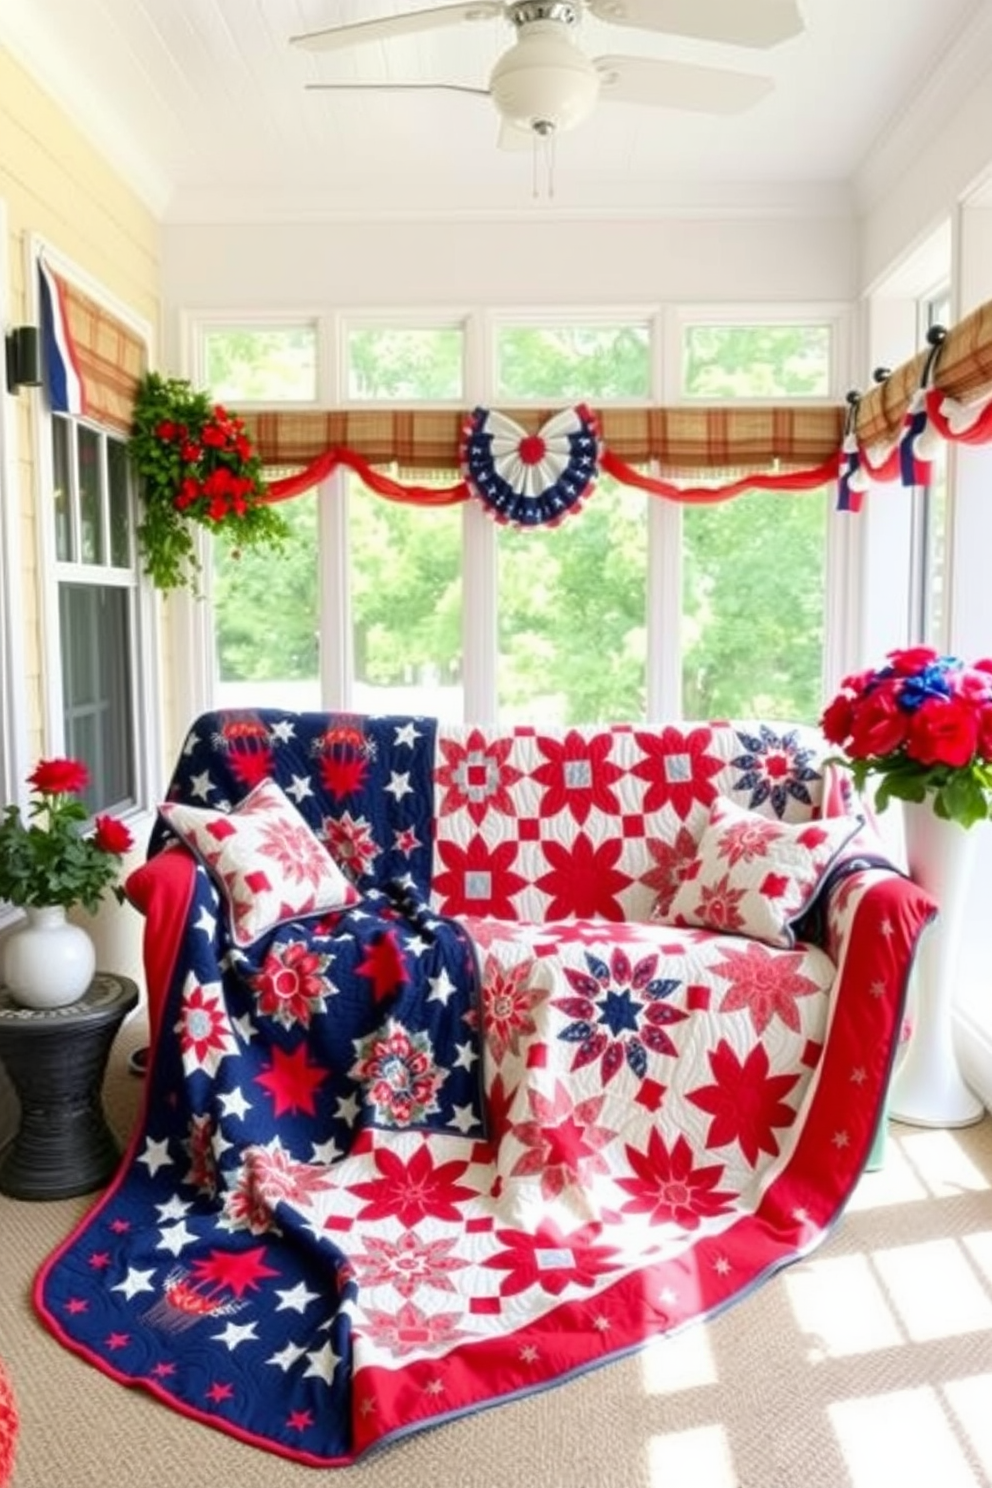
[158,779,360,948]
[665,795,862,949]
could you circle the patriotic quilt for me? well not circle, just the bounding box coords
[35,712,936,1467]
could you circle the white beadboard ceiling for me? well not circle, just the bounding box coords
[0,0,988,223]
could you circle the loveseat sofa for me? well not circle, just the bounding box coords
[37,710,936,1467]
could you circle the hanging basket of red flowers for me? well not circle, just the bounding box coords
[129,371,289,593]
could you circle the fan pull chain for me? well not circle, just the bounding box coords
[531,127,557,200]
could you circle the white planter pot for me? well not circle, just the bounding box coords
[2,905,96,1010]
[889,801,985,1127]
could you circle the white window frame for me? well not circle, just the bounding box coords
[180,300,850,728]
[28,236,162,828]
[0,198,31,926]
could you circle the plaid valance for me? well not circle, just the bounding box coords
[39,260,146,435]
[248,404,846,475]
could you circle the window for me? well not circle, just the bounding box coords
[203,324,317,403]
[495,322,652,401]
[214,486,321,712]
[682,322,832,399]
[346,326,464,401]
[200,308,839,729]
[52,415,140,814]
[678,315,834,721]
[915,289,952,648]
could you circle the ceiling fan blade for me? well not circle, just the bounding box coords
[291,2,503,52]
[306,81,490,99]
[595,55,773,114]
[586,0,803,49]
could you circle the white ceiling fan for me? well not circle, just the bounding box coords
[291,1,804,148]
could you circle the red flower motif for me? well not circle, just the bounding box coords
[632,726,724,820]
[349,1142,475,1227]
[482,1217,622,1297]
[529,729,625,825]
[642,826,699,918]
[322,811,378,879]
[435,729,522,825]
[682,871,746,934]
[687,1038,800,1166]
[432,834,528,918]
[361,1298,468,1358]
[481,952,544,1064]
[508,1080,615,1201]
[711,940,822,1036]
[616,1129,736,1229]
[251,940,332,1029]
[535,832,632,920]
[350,1231,468,1298]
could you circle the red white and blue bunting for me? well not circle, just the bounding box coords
[460,404,600,527]
[260,388,992,522]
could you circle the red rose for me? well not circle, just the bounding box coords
[201,422,228,449]
[905,695,979,768]
[180,441,202,463]
[28,757,89,796]
[154,420,177,440]
[886,646,940,675]
[974,658,992,676]
[820,694,853,746]
[840,668,875,697]
[93,815,134,855]
[847,689,910,758]
[975,704,992,762]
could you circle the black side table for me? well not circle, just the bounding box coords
[0,973,139,1200]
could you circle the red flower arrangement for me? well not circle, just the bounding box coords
[0,758,135,912]
[821,646,992,828]
[129,372,288,593]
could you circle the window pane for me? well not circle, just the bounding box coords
[350,481,462,717]
[346,328,463,400]
[498,481,647,725]
[214,491,320,711]
[203,326,317,402]
[52,415,73,561]
[681,489,828,722]
[107,437,132,567]
[77,425,103,564]
[496,325,651,400]
[923,447,947,647]
[682,324,831,398]
[59,584,134,813]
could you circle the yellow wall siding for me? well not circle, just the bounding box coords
[1,44,162,986]
[1,44,161,750]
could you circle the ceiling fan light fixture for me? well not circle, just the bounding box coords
[489,21,600,135]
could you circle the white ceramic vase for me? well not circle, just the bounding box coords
[2,905,96,1010]
[889,800,985,1127]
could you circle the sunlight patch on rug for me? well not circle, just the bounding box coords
[784,1252,903,1359]
[873,1239,992,1341]
[640,1326,718,1394]
[829,1387,981,1488]
[648,1424,737,1488]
